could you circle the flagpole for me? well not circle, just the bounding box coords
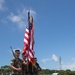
[28,10,35,75]
[28,10,30,62]
[27,10,31,74]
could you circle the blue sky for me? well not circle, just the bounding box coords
[0,0,75,71]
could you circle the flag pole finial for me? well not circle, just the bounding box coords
[28,9,30,16]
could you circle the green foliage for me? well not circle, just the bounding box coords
[40,69,75,75]
[0,65,11,74]
[0,65,75,75]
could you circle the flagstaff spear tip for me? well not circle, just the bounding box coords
[28,9,30,14]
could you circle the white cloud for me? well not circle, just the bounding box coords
[0,0,5,11]
[61,58,75,71]
[52,54,58,62]
[52,55,75,71]
[8,9,36,30]
[42,58,51,63]
[8,13,25,29]
[41,55,75,71]
[40,55,75,71]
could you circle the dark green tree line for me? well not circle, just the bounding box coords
[0,65,75,75]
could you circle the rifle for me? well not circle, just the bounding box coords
[10,46,15,58]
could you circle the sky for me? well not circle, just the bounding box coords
[0,0,75,71]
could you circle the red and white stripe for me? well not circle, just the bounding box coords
[22,16,35,64]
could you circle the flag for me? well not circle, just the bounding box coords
[22,11,35,65]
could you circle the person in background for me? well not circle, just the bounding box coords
[22,53,28,75]
[28,61,33,75]
[10,50,23,75]
[33,57,42,75]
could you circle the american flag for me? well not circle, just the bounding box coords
[22,11,35,64]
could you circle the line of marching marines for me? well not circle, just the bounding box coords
[10,49,42,75]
